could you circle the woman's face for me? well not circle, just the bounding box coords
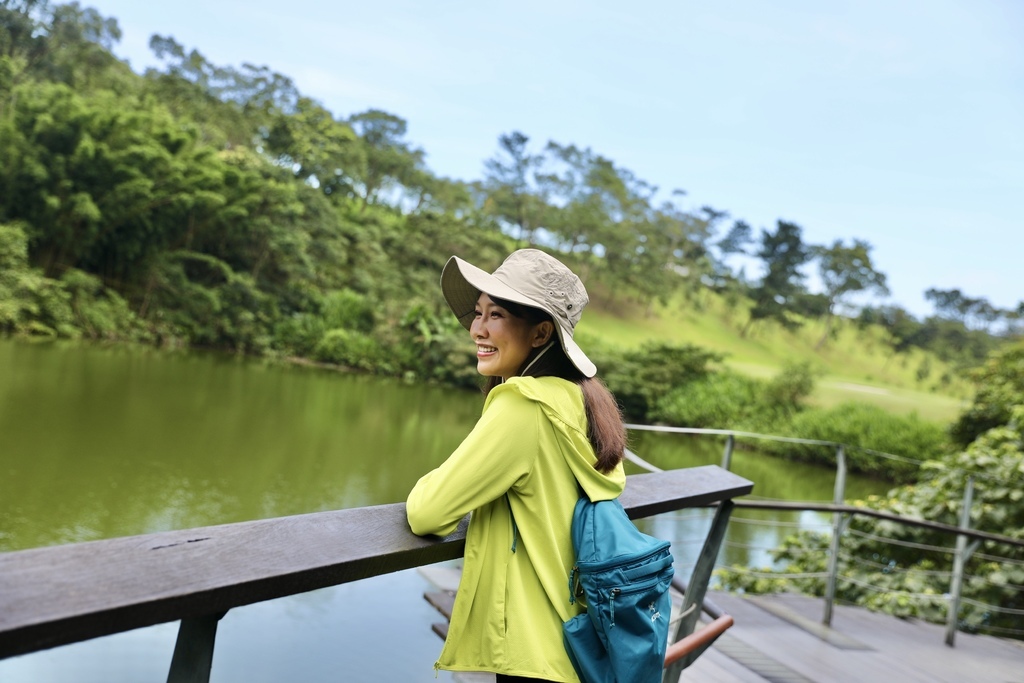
[471,294,548,380]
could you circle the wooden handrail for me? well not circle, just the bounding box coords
[0,465,753,660]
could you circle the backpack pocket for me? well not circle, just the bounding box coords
[582,552,673,683]
[563,612,616,683]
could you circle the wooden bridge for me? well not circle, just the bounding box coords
[0,465,753,682]
[3,455,1022,682]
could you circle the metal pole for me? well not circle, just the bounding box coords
[721,434,735,471]
[945,476,974,647]
[664,500,735,683]
[823,445,846,627]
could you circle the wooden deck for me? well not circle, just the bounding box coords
[420,567,1024,683]
[678,592,1024,683]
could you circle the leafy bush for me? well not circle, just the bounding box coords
[393,304,478,387]
[762,360,819,417]
[760,402,949,481]
[600,342,724,421]
[652,371,762,428]
[60,269,147,341]
[949,343,1024,447]
[313,328,381,371]
[322,289,375,333]
[147,251,277,352]
[0,222,77,337]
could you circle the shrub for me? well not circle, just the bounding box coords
[0,222,77,337]
[394,304,478,387]
[760,402,949,481]
[61,269,147,341]
[312,328,381,371]
[601,342,724,421]
[652,371,762,428]
[762,360,819,417]
[949,343,1024,447]
[322,289,375,333]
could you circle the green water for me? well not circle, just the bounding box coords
[0,338,889,682]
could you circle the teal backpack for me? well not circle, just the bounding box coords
[563,495,674,683]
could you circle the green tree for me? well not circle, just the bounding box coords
[743,220,810,335]
[812,238,889,348]
[483,131,547,245]
[346,109,426,210]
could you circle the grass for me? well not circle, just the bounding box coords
[578,289,969,424]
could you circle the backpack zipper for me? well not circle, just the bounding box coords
[609,588,620,625]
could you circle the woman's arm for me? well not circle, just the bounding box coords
[406,388,540,536]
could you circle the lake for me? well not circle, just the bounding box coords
[0,339,888,682]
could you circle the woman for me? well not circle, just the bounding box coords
[407,249,627,683]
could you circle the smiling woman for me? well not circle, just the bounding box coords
[472,294,554,380]
[405,249,632,683]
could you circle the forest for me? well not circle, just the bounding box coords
[2,1,1023,634]
[1,2,1019,372]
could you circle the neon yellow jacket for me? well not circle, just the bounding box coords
[407,376,625,682]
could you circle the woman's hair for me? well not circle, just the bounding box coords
[482,296,626,473]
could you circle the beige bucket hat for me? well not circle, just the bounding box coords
[440,249,597,377]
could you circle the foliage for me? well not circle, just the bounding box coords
[812,239,889,348]
[719,350,1024,639]
[0,0,1012,397]
[652,370,761,428]
[600,342,724,421]
[744,220,811,334]
[0,221,76,337]
[949,342,1024,447]
[759,402,948,481]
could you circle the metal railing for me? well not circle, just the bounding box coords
[624,424,1024,646]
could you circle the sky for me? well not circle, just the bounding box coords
[82,0,1023,318]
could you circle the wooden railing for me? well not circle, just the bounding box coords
[0,465,753,681]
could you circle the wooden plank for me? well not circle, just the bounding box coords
[704,592,1024,683]
[622,466,753,520]
[0,504,468,659]
[0,466,751,659]
[424,591,456,621]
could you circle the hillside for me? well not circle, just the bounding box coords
[578,288,969,423]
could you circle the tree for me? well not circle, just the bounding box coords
[482,131,546,245]
[346,109,426,210]
[743,220,810,335]
[811,239,889,348]
[717,219,752,258]
[923,287,999,331]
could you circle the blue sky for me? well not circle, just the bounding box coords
[84,0,1022,318]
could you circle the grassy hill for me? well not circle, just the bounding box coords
[577,288,969,424]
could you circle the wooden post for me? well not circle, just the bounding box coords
[721,434,735,471]
[823,445,846,627]
[166,612,226,683]
[945,477,974,647]
[663,500,734,683]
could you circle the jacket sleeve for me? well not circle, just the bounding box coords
[406,386,541,536]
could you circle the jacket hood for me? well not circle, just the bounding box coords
[491,377,625,501]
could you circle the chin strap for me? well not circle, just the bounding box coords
[519,340,554,377]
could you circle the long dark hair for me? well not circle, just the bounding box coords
[482,296,626,473]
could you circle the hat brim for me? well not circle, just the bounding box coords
[440,256,597,378]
